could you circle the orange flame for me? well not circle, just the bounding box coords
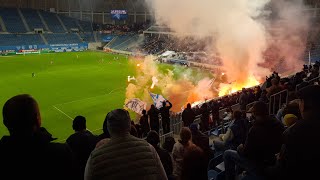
[218,75,260,97]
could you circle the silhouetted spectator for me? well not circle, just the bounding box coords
[254,86,262,100]
[213,111,247,151]
[181,146,208,180]
[160,100,173,134]
[85,109,167,180]
[224,102,284,180]
[282,114,298,128]
[306,64,319,81]
[272,85,320,180]
[147,131,173,178]
[148,104,160,133]
[199,103,210,131]
[259,89,269,103]
[172,127,195,179]
[190,123,213,161]
[182,103,195,127]
[67,116,98,180]
[239,88,249,111]
[0,94,73,180]
[140,109,150,137]
[130,121,138,137]
[162,136,176,154]
[267,78,283,98]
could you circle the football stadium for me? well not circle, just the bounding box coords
[0,0,320,180]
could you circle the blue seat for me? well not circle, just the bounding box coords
[208,153,225,180]
[43,33,82,44]
[21,9,46,30]
[0,8,27,33]
[40,11,65,33]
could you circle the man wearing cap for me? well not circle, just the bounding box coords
[223,101,284,180]
[84,109,167,180]
[272,85,320,179]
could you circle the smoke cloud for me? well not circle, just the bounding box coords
[144,0,311,79]
[125,57,217,112]
[264,0,311,73]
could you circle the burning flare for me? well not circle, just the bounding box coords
[218,75,260,96]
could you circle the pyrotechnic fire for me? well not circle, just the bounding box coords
[151,76,158,89]
[218,75,260,97]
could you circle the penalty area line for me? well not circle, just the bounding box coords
[52,105,73,120]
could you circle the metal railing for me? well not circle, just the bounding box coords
[246,101,257,112]
[296,76,320,91]
[159,131,174,146]
[269,89,288,115]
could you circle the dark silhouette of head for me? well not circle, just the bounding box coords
[162,136,175,153]
[189,123,199,134]
[187,103,191,109]
[146,130,160,147]
[248,101,269,121]
[105,109,131,137]
[142,109,146,115]
[181,146,207,180]
[179,127,192,146]
[298,85,320,119]
[162,101,166,107]
[3,94,41,136]
[72,116,86,132]
[150,104,155,110]
[233,110,242,120]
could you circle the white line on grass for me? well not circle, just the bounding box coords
[52,105,73,120]
[53,87,125,107]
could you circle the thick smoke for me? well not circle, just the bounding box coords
[125,57,216,112]
[265,0,311,74]
[145,0,311,80]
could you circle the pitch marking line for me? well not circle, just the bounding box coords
[52,105,73,120]
[53,87,126,107]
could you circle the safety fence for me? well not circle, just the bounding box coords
[269,89,288,115]
[159,131,174,146]
[296,76,320,91]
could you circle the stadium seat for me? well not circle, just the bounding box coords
[21,9,46,31]
[0,8,27,33]
[40,11,65,33]
[208,153,225,180]
[78,20,93,32]
[43,33,82,44]
[79,32,95,42]
[60,15,80,31]
[0,34,44,46]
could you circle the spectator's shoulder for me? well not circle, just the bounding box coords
[48,142,72,153]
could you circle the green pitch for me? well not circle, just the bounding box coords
[0,51,135,141]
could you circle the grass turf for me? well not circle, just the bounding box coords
[0,51,135,141]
